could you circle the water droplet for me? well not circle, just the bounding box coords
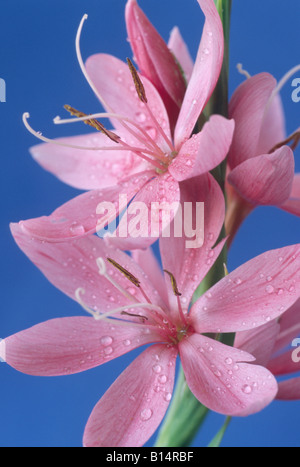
[135,112,147,123]
[123,339,131,346]
[104,346,113,356]
[140,408,153,421]
[70,222,85,235]
[225,357,233,365]
[203,48,210,55]
[242,385,252,394]
[158,374,167,384]
[266,285,274,294]
[267,276,273,282]
[101,336,113,346]
[164,392,172,402]
[152,364,162,374]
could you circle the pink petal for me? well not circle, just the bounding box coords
[175,0,224,147]
[234,321,280,367]
[267,349,300,377]
[191,244,300,333]
[280,173,300,217]
[10,224,167,316]
[105,172,180,250]
[273,299,300,353]
[228,73,277,169]
[125,0,186,128]
[179,334,278,416]
[168,26,194,83]
[13,171,154,242]
[159,173,226,316]
[1,317,162,376]
[30,130,151,191]
[277,378,300,400]
[85,53,171,148]
[227,146,295,206]
[131,248,169,306]
[169,116,234,182]
[257,93,286,155]
[83,343,177,447]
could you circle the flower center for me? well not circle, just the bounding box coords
[75,256,182,343]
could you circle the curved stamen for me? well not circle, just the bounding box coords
[97,257,139,302]
[98,257,175,328]
[76,16,171,161]
[265,64,300,115]
[144,102,175,152]
[55,112,165,156]
[75,287,160,329]
[76,15,114,113]
[237,63,251,79]
[23,113,167,170]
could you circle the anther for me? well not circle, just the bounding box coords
[121,310,148,323]
[163,270,182,297]
[269,129,300,153]
[126,57,148,104]
[64,105,120,143]
[107,257,141,288]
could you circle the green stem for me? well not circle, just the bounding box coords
[154,367,209,447]
[154,0,233,448]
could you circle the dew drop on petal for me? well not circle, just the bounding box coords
[158,374,167,384]
[140,408,153,421]
[70,222,85,235]
[242,385,252,394]
[152,364,162,374]
[225,357,233,365]
[101,336,113,346]
[265,285,274,294]
[104,346,113,356]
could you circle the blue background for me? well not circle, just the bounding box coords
[0,0,299,447]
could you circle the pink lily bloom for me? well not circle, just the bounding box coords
[225,71,300,245]
[4,175,300,447]
[235,299,300,401]
[20,0,234,247]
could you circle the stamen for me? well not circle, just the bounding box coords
[75,287,100,319]
[121,310,148,323]
[126,57,148,104]
[97,257,138,302]
[269,128,300,153]
[76,15,114,113]
[265,64,300,115]
[64,105,120,143]
[237,63,251,79]
[163,270,182,296]
[75,288,158,327]
[107,257,141,288]
[55,112,166,157]
[126,58,174,152]
[23,113,167,169]
[96,301,167,321]
[163,270,187,326]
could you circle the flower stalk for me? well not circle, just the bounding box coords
[154,0,233,447]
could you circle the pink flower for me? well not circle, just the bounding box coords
[225,71,300,244]
[20,0,234,248]
[4,175,300,447]
[236,299,300,401]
